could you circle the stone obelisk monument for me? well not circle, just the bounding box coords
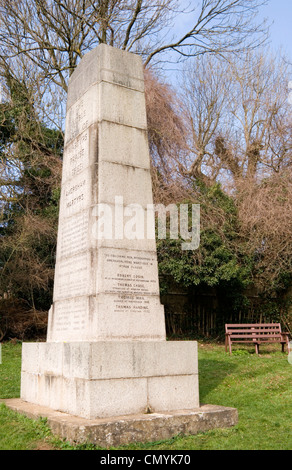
[21,45,199,418]
[19,46,236,441]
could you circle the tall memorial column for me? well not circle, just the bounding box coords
[20,44,200,421]
[46,44,166,343]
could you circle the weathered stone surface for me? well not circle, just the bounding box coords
[3,399,238,448]
[65,44,145,111]
[21,341,199,419]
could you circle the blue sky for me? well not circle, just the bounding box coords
[260,0,292,61]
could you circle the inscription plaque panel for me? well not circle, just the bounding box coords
[103,251,159,295]
[53,297,87,334]
[65,85,99,144]
[58,211,88,258]
[63,130,90,182]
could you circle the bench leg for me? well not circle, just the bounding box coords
[225,335,232,354]
[255,343,259,355]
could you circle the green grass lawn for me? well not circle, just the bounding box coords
[0,341,291,450]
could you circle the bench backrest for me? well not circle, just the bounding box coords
[225,323,282,338]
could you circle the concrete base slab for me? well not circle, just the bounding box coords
[2,398,238,448]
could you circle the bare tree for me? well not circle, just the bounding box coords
[181,55,230,184]
[0,0,269,93]
[179,49,292,188]
[0,0,272,178]
[235,170,292,293]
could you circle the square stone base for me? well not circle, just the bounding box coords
[21,341,199,420]
[3,399,238,448]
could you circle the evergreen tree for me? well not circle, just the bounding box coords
[0,73,63,311]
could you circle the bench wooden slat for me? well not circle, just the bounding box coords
[230,339,284,343]
[225,323,279,327]
[227,328,280,332]
[228,330,282,334]
[228,334,282,339]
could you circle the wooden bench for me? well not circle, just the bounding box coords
[225,323,290,355]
